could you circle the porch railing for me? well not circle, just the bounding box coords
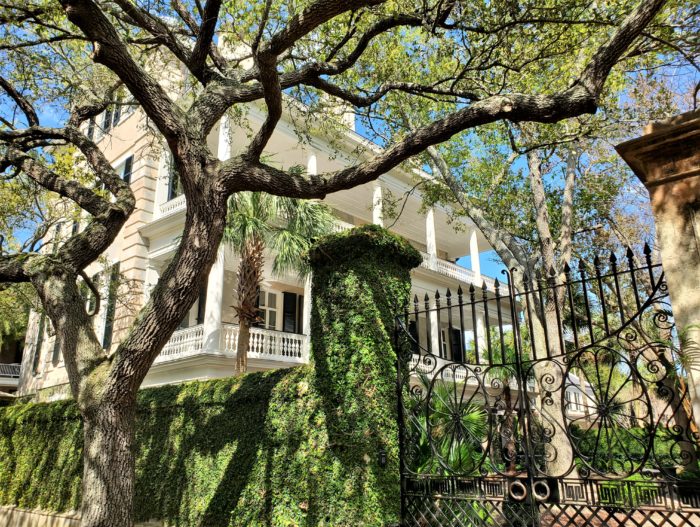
[157,323,309,364]
[0,363,20,378]
[158,194,186,218]
[419,251,495,289]
[158,324,204,359]
[222,324,308,363]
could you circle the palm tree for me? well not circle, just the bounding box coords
[222,192,335,373]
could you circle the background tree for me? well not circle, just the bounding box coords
[0,0,682,524]
[223,192,334,372]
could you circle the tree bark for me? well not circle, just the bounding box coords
[81,402,136,527]
[234,236,265,373]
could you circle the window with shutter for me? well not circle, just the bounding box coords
[122,155,133,184]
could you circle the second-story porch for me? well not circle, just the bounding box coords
[0,363,21,392]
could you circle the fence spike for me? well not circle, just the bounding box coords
[609,251,617,264]
[457,284,463,296]
[643,242,652,255]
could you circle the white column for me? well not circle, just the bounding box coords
[425,207,438,268]
[143,265,159,304]
[475,308,486,361]
[303,276,312,335]
[469,228,481,278]
[372,181,383,226]
[429,308,441,357]
[202,246,225,352]
[217,116,231,160]
[307,152,317,176]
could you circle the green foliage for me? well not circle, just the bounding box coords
[0,225,420,526]
[224,192,336,279]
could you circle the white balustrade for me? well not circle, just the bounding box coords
[419,251,495,289]
[157,323,309,365]
[0,363,20,378]
[223,324,309,363]
[158,194,186,218]
[157,324,204,361]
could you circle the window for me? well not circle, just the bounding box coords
[256,290,277,330]
[282,292,304,334]
[196,286,207,325]
[114,155,134,185]
[102,263,120,349]
[167,154,183,200]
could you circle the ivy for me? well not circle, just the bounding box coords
[0,226,420,527]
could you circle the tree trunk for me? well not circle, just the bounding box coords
[81,402,136,527]
[503,385,517,475]
[528,309,576,478]
[236,320,250,373]
[234,236,265,374]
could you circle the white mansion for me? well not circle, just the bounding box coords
[15,94,503,400]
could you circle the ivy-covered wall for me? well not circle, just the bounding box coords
[0,226,421,526]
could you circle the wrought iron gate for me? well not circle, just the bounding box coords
[395,247,700,526]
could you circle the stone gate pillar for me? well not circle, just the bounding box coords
[616,109,700,427]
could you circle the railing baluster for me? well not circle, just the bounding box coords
[424,293,433,356]
[626,247,642,311]
[643,242,655,289]
[446,289,454,361]
[482,282,493,365]
[457,286,465,363]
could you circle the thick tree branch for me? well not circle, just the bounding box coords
[558,146,578,266]
[0,76,39,127]
[189,0,222,83]
[59,0,187,141]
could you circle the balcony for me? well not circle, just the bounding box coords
[0,363,21,390]
[419,251,496,290]
[155,323,309,366]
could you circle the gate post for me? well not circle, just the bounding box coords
[308,224,421,525]
[616,109,700,428]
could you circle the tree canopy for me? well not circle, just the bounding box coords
[0,1,696,525]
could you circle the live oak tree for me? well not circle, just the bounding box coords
[0,0,679,525]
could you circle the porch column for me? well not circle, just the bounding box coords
[469,228,481,278]
[143,264,159,304]
[202,246,225,352]
[475,308,486,361]
[616,109,700,429]
[372,181,383,226]
[425,207,438,268]
[429,302,441,357]
[303,276,312,335]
